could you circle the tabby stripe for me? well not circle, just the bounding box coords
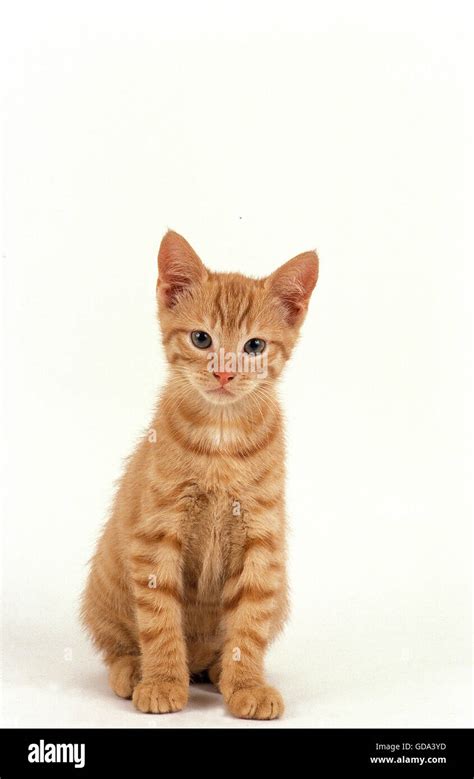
[139,624,176,641]
[252,494,281,511]
[135,595,158,613]
[164,414,213,455]
[130,553,158,567]
[250,458,280,486]
[133,530,182,552]
[175,403,258,436]
[162,327,188,345]
[139,631,180,651]
[215,285,225,323]
[165,412,280,459]
[237,295,253,328]
[169,353,194,365]
[244,535,278,554]
[232,421,280,459]
[268,561,284,572]
[132,579,183,602]
[223,586,277,612]
[139,493,181,510]
[249,607,275,623]
[238,628,268,650]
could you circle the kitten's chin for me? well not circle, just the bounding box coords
[203,388,242,406]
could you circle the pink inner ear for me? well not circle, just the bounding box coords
[271,274,306,323]
[157,231,207,308]
[161,282,184,308]
[279,291,305,324]
[270,252,318,325]
[160,272,195,308]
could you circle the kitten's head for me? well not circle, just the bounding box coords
[157,231,318,406]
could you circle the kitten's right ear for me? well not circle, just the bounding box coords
[157,230,208,308]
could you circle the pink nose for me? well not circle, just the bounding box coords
[213,371,235,386]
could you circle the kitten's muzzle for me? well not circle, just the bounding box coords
[213,372,236,387]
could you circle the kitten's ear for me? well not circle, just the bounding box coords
[267,250,319,325]
[157,230,208,308]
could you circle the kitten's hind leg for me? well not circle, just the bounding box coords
[189,661,221,689]
[207,658,222,691]
[107,654,141,699]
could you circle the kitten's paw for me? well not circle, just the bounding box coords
[109,655,141,699]
[227,685,284,720]
[132,681,188,714]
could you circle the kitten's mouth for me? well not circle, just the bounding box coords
[207,386,233,396]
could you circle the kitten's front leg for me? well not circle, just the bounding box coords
[130,514,189,714]
[219,518,286,720]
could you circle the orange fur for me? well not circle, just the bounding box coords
[81,231,318,719]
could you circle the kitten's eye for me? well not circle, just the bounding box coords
[244,338,266,355]
[191,331,212,349]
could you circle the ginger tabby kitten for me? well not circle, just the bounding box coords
[81,230,318,719]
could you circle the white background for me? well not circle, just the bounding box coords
[1,0,472,728]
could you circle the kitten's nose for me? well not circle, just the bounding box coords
[213,372,235,386]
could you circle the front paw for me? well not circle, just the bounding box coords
[132,681,188,714]
[227,685,284,720]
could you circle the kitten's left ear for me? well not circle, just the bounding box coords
[267,250,319,325]
[157,230,208,308]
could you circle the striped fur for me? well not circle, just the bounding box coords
[81,231,318,719]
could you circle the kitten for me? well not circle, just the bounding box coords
[81,230,318,719]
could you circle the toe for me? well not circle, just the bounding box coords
[132,681,188,714]
[227,685,284,720]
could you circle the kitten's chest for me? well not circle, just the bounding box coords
[181,487,245,601]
